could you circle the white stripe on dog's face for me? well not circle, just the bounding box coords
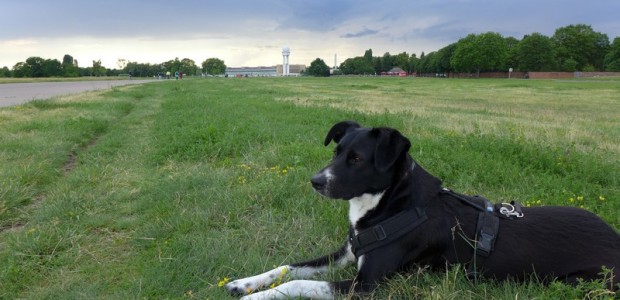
[323,168,334,181]
[348,192,384,230]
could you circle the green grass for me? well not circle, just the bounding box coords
[0,77,618,299]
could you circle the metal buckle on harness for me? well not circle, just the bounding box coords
[499,202,524,218]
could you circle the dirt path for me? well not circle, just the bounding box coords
[0,79,157,107]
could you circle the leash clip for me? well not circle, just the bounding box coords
[499,202,524,218]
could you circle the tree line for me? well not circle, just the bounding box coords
[337,24,620,76]
[3,24,619,78]
[1,55,227,78]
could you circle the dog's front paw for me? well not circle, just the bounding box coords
[226,266,290,296]
[225,278,256,296]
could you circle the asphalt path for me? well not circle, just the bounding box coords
[0,79,157,107]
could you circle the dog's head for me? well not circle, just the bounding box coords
[311,121,411,200]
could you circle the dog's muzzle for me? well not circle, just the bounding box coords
[311,172,327,192]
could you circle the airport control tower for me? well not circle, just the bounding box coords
[282,47,290,76]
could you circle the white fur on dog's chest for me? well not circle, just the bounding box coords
[348,192,384,231]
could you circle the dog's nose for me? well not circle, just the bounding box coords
[311,173,327,190]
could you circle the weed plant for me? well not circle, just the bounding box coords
[0,77,618,298]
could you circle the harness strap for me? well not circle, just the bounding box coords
[440,188,500,279]
[349,208,427,257]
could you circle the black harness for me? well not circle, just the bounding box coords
[348,187,524,279]
[349,207,427,257]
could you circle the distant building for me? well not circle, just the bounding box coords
[223,63,306,77]
[276,64,306,76]
[225,66,277,77]
[381,67,408,77]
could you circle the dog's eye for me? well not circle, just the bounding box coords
[348,153,362,164]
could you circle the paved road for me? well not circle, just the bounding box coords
[0,80,157,107]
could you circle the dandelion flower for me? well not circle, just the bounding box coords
[599,195,605,201]
[217,277,230,287]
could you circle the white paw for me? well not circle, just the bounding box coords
[238,280,334,300]
[226,266,289,295]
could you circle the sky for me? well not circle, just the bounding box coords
[1,0,619,70]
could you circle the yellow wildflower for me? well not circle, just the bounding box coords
[599,195,605,201]
[217,277,230,287]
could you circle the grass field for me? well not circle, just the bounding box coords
[0,77,618,299]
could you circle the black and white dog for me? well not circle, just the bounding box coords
[227,121,620,299]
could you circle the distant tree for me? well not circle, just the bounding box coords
[92,60,105,76]
[517,33,557,71]
[378,52,394,73]
[552,24,610,71]
[180,58,198,76]
[62,54,74,66]
[416,51,435,74]
[12,62,30,77]
[0,66,10,77]
[451,32,507,76]
[363,49,373,62]
[604,37,620,71]
[562,58,578,72]
[62,64,79,77]
[408,53,418,74]
[25,56,45,77]
[117,58,128,70]
[42,59,62,77]
[306,58,330,77]
[164,57,183,74]
[436,43,457,74]
[202,58,226,75]
[393,52,411,73]
[339,56,374,75]
[503,36,520,71]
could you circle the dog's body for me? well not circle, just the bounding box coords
[227,121,620,299]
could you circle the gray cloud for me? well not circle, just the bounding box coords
[341,28,379,38]
[1,0,620,68]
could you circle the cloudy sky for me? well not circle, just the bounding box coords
[1,0,619,69]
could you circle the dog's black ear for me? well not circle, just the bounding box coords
[324,121,361,146]
[374,128,411,172]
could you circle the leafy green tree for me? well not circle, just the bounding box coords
[0,66,10,77]
[92,60,106,76]
[25,57,45,77]
[339,56,374,75]
[503,36,520,71]
[363,49,373,62]
[416,51,435,74]
[552,24,610,71]
[393,52,411,73]
[604,37,620,71]
[62,54,74,66]
[436,43,457,74]
[378,52,394,73]
[562,58,578,72]
[408,53,418,74]
[180,58,198,76]
[451,32,507,76]
[306,58,330,77]
[42,59,62,77]
[517,33,557,71]
[202,58,226,75]
[163,58,182,74]
[12,62,30,77]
